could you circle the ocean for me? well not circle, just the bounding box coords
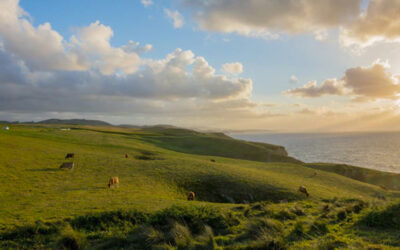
[230,132,400,174]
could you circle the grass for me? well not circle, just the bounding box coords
[1,124,400,248]
[306,162,400,190]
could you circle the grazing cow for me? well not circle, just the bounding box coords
[60,162,74,170]
[65,153,75,159]
[210,159,216,162]
[187,191,195,201]
[298,186,309,197]
[125,154,129,158]
[108,177,119,188]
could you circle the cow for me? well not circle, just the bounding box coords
[60,162,74,170]
[298,186,309,197]
[210,159,216,162]
[125,154,129,158]
[65,153,75,159]
[187,191,195,201]
[108,177,119,188]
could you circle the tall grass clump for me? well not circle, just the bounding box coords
[150,205,238,235]
[361,202,400,229]
[56,224,84,250]
[70,210,147,231]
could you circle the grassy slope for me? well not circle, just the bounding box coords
[1,124,399,249]
[306,163,400,191]
[140,127,302,164]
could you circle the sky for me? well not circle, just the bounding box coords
[2,0,400,132]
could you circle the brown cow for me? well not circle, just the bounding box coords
[125,154,129,158]
[60,162,74,170]
[108,177,119,188]
[298,186,309,197]
[210,159,216,162]
[65,153,75,159]
[187,191,195,201]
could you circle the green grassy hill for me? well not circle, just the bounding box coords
[306,163,400,191]
[0,124,399,249]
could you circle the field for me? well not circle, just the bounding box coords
[1,124,400,249]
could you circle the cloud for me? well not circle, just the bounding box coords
[181,0,362,39]
[340,0,400,48]
[141,0,153,7]
[70,21,143,75]
[344,61,400,101]
[164,9,184,29]
[121,41,153,54]
[0,0,267,128]
[284,61,400,101]
[297,108,316,115]
[0,0,86,71]
[289,75,298,84]
[0,0,147,75]
[284,79,345,97]
[222,62,243,74]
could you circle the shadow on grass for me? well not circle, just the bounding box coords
[177,172,301,204]
[26,168,59,172]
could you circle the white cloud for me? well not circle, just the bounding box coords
[164,8,184,29]
[0,0,86,71]
[70,21,142,75]
[289,75,298,84]
[222,62,243,74]
[141,0,153,7]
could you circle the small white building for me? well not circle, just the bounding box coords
[2,126,9,130]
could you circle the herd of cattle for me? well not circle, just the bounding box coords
[58,153,310,201]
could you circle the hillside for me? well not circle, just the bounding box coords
[0,124,399,249]
[306,163,400,191]
[37,119,111,126]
